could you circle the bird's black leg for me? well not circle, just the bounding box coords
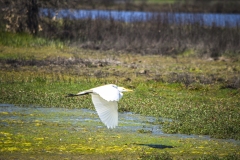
[66,94,78,97]
[66,91,92,97]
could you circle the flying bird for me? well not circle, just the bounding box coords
[67,84,133,129]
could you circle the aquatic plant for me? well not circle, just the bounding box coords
[0,32,239,159]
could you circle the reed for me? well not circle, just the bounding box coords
[38,12,240,58]
[0,32,240,159]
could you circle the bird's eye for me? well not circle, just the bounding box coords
[112,85,117,88]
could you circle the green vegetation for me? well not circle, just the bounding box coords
[1,1,240,159]
[0,32,64,48]
[0,24,240,158]
[1,71,239,140]
[0,105,239,160]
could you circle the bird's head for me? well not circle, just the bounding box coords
[117,86,133,92]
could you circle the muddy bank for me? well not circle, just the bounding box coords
[0,57,110,68]
[1,56,239,89]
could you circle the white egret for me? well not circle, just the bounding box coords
[67,84,133,129]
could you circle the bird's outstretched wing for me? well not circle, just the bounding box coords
[91,94,118,129]
[93,84,122,101]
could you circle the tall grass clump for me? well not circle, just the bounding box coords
[38,12,240,58]
[0,31,64,48]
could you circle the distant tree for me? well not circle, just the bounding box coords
[26,0,39,35]
[1,0,39,35]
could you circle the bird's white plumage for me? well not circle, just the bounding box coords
[91,94,118,129]
[92,84,123,101]
[69,84,132,129]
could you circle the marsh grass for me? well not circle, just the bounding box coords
[0,31,64,48]
[0,34,239,141]
[33,9,240,59]
[0,33,240,159]
[0,67,239,140]
[0,105,239,160]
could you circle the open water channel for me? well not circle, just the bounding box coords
[40,8,240,27]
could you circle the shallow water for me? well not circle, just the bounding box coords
[1,103,239,159]
[0,103,239,145]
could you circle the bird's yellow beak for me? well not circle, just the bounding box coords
[125,88,133,92]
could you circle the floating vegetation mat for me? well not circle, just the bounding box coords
[0,104,239,159]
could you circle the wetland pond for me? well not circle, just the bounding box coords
[0,104,239,159]
[40,8,240,27]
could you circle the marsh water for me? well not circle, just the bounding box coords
[1,103,240,159]
[40,8,240,27]
[0,103,239,144]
